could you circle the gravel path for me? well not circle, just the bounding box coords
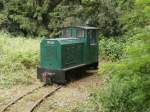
[0,70,102,112]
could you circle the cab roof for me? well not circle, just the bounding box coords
[62,26,99,30]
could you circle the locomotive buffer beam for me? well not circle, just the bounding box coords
[37,67,66,85]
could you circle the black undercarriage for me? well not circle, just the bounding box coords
[37,62,98,85]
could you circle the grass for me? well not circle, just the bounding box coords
[0,31,40,88]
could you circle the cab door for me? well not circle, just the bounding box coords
[88,30,98,63]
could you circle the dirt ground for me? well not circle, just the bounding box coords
[0,70,102,112]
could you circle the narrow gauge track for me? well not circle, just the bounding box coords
[29,86,61,112]
[0,85,62,112]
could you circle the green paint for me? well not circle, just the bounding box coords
[40,26,98,70]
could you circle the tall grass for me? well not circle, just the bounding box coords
[0,32,40,88]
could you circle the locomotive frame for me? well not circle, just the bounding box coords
[37,26,99,84]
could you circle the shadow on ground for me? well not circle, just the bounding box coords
[66,68,97,84]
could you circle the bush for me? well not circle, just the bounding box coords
[0,31,40,88]
[100,57,150,112]
[99,37,125,61]
[76,29,150,112]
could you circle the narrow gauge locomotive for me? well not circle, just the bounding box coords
[37,26,99,84]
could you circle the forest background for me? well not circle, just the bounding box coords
[0,0,150,112]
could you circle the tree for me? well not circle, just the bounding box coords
[0,0,137,37]
[0,0,63,36]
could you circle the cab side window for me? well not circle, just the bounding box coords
[89,30,96,45]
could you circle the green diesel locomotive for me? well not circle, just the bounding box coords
[37,26,99,84]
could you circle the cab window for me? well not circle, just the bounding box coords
[77,29,84,38]
[62,29,71,38]
[89,30,96,45]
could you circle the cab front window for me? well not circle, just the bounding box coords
[62,29,71,38]
[89,30,96,45]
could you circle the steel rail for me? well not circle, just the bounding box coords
[29,86,62,112]
[0,85,44,112]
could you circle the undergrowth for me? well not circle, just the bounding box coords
[99,37,125,61]
[0,32,40,88]
[75,29,150,112]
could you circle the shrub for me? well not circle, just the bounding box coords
[100,57,150,112]
[99,37,125,61]
[76,29,150,112]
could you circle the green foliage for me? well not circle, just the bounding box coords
[120,0,150,32]
[0,31,39,88]
[0,0,63,36]
[99,31,150,112]
[76,1,150,111]
[1,0,148,37]
[77,29,150,112]
[99,37,124,61]
[79,0,122,36]
[0,0,134,37]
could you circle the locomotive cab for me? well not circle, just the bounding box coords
[61,27,85,39]
[37,26,99,85]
